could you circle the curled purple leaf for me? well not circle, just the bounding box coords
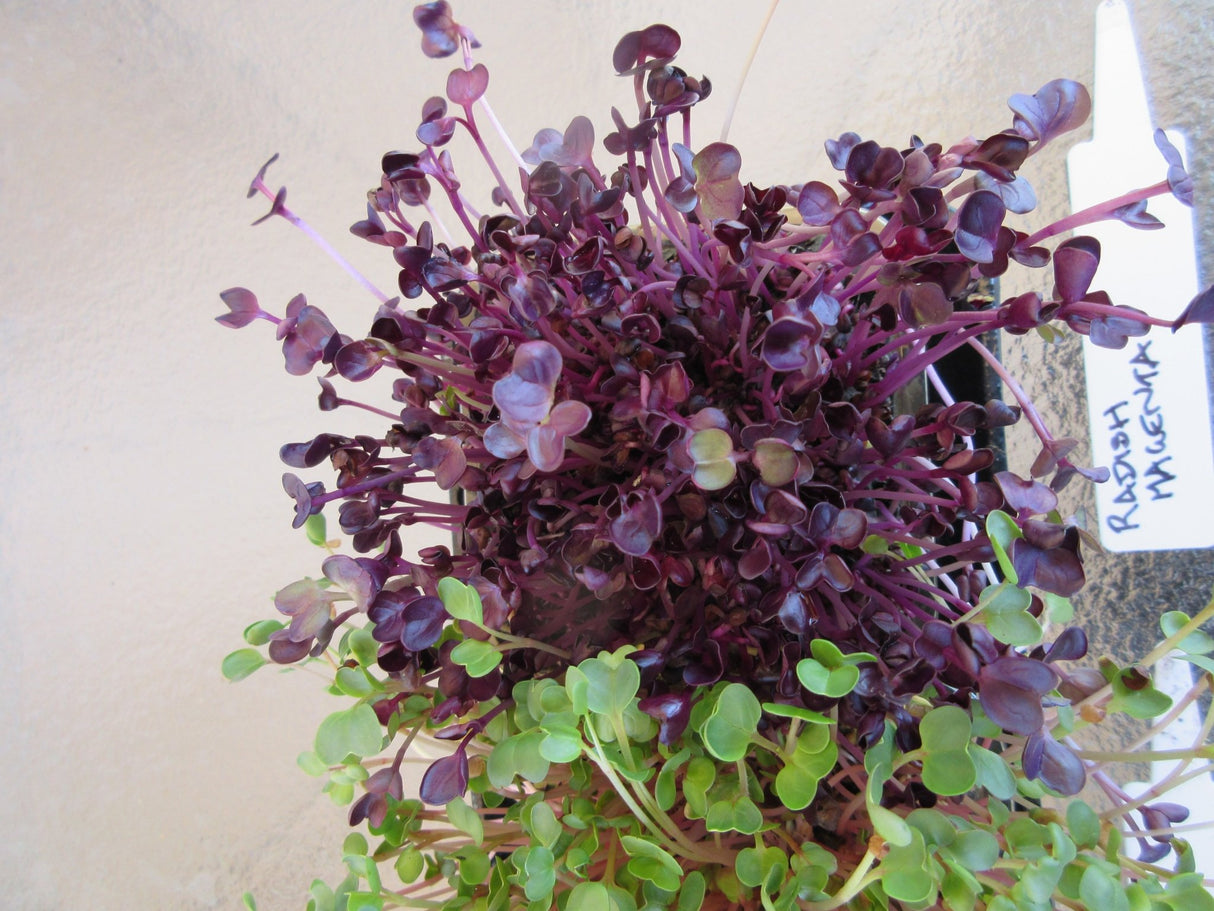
[975,172,1038,215]
[1009,79,1091,144]
[961,131,1030,182]
[413,2,479,59]
[1154,129,1193,205]
[825,132,861,171]
[1012,529,1085,598]
[216,287,265,329]
[692,142,744,222]
[322,554,381,611]
[612,24,681,75]
[523,116,595,169]
[995,471,1058,515]
[638,692,692,745]
[415,435,467,490]
[1024,729,1086,795]
[282,473,321,529]
[247,153,279,198]
[611,489,662,556]
[1112,199,1164,230]
[1174,283,1214,330]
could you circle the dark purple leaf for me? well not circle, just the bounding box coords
[419,749,469,804]
[1024,729,1086,795]
[841,232,882,266]
[1053,236,1100,303]
[995,471,1058,514]
[985,400,1021,428]
[251,185,288,226]
[564,237,605,275]
[317,377,340,411]
[796,182,841,226]
[777,590,811,635]
[901,186,949,229]
[829,508,868,549]
[280,433,352,469]
[979,656,1058,735]
[416,116,457,147]
[1045,626,1087,663]
[866,414,915,458]
[898,280,952,328]
[844,140,903,191]
[821,553,855,592]
[639,693,691,745]
[683,638,724,686]
[334,340,386,381]
[738,538,772,579]
[962,131,1030,182]
[943,448,994,474]
[665,176,698,213]
[1030,436,1078,478]
[955,190,1006,263]
[761,316,824,371]
[1012,536,1085,597]
[268,631,312,664]
[401,595,446,651]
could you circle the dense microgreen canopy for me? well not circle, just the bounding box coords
[223,5,1214,911]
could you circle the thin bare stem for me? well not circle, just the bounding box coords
[720,0,780,142]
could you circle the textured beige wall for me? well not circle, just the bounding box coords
[1,1,1210,908]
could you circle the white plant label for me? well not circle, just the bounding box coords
[1066,0,1214,552]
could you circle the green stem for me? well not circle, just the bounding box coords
[801,846,880,911]
[584,724,725,865]
[1070,595,1214,723]
[493,631,572,660]
[1077,745,1214,763]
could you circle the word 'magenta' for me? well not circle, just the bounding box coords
[1102,340,1177,533]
